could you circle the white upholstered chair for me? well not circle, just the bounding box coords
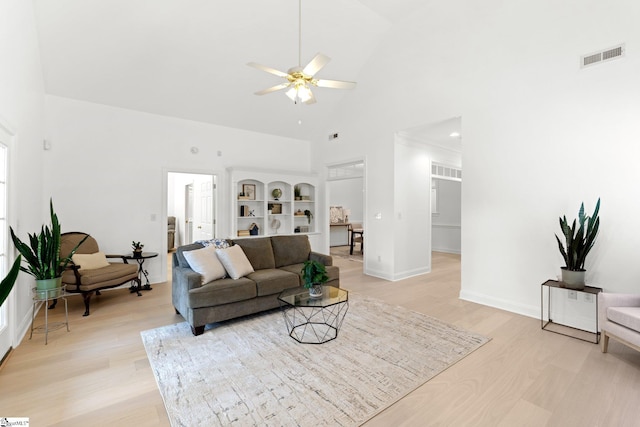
[598,292,640,353]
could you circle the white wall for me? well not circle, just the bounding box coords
[393,141,431,280]
[0,0,47,344]
[43,95,311,284]
[311,2,465,280]
[460,0,640,318]
[432,179,461,254]
[328,178,363,223]
[312,0,640,322]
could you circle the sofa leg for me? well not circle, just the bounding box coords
[175,307,180,315]
[49,298,58,310]
[191,325,205,336]
[601,332,609,353]
[82,291,94,317]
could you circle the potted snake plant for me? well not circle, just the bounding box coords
[301,260,328,298]
[10,199,88,295]
[0,255,22,307]
[555,198,600,289]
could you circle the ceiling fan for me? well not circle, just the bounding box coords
[247,0,356,105]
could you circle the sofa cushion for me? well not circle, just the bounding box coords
[232,238,276,270]
[216,245,255,279]
[175,243,205,268]
[246,269,299,296]
[71,252,110,270]
[271,235,311,268]
[279,264,340,286]
[607,306,640,333]
[188,277,256,308]
[182,246,227,284]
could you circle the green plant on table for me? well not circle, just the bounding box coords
[555,198,600,271]
[301,260,328,289]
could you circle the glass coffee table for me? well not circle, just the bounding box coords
[278,286,349,344]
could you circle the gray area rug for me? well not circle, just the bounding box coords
[141,294,489,427]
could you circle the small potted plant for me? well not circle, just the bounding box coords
[555,198,600,289]
[10,199,88,294]
[304,209,313,224]
[294,185,302,200]
[132,241,144,257]
[301,260,328,298]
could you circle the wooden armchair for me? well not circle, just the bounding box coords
[60,232,140,316]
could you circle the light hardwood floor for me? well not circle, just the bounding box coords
[2,252,640,426]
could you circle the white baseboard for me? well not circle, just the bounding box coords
[459,289,539,320]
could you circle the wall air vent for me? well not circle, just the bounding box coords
[581,44,625,69]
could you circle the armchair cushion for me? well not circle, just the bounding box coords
[71,252,110,270]
[607,307,640,333]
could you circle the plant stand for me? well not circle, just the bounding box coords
[30,286,69,345]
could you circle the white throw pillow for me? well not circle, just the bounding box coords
[183,246,227,284]
[216,245,254,280]
[71,252,110,270]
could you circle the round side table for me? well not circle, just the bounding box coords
[122,252,158,291]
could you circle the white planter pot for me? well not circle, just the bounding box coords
[561,268,585,290]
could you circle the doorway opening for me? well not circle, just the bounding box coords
[327,160,365,266]
[166,172,217,277]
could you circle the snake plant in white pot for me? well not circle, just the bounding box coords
[555,198,600,289]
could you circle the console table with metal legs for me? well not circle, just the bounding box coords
[541,279,602,344]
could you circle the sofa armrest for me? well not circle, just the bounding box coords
[310,251,333,266]
[172,265,203,315]
[172,266,202,292]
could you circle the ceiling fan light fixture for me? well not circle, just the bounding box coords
[286,82,313,104]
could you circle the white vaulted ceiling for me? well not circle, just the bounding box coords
[33,0,428,140]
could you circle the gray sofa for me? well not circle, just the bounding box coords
[172,234,340,335]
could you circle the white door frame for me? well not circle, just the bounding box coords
[0,118,16,359]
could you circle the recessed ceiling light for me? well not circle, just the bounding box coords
[449,132,461,138]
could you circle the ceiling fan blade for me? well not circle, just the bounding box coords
[315,79,357,90]
[247,62,289,78]
[302,53,331,76]
[254,82,291,96]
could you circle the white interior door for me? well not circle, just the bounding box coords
[0,127,12,359]
[184,183,194,243]
[194,176,213,240]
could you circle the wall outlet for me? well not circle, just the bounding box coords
[568,290,577,300]
[584,293,594,303]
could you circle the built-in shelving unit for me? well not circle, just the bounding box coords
[230,169,318,238]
